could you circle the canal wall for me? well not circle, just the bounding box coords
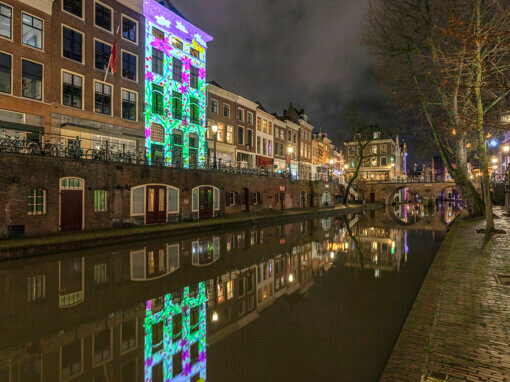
[0,152,344,239]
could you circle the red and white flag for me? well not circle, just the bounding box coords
[104,25,120,81]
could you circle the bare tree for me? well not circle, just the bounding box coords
[365,0,510,230]
[344,130,374,205]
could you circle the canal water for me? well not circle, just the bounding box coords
[0,203,461,382]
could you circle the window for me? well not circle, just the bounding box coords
[247,129,253,147]
[122,16,137,43]
[381,144,388,154]
[226,125,233,144]
[63,71,83,108]
[93,330,112,365]
[94,263,107,285]
[237,126,244,145]
[121,319,137,353]
[257,117,261,131]
[28,188,46,215]
[122,52,137,81]
[171,37,183,50]
[238,108,244,121]
[63,26,82,62]
[172,57,182,82]
[95,2,112,31]
[0,4,11,39]
[152,26,164,40]
[22,13,43,49]
[190,65,198,89]
[152,47,163,75]
[371,157,378,167]
[263,138,267,155]
[95,40,111,70]
[131,186,144,216]
[381,156,387,166]
[122,90,137,121]
[27,275,45,302]
[167,187,179,213]
[0,52,11,94]
[190,47,199,59]
[94,81,112,115]
[151,123,164,143]
[152,84,164,114]
[223,104,230,118]
[257,136,261,154]
[190,97,199,124]
[288,130,292,141]
[371,145,378,154]
[22,60,42,100]
[268,140,272,156]
[61,341,82,379]
[94,190,107,212]
[63,0,82,18]
[211,99,218,113]
[172,91,182,120]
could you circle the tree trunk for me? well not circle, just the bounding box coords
[453,134,484,216]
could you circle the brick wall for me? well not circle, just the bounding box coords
[0,152,338,238]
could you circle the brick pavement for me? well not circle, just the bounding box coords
[381,207,510,382]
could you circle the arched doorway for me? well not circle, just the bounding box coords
[192,185,220,219]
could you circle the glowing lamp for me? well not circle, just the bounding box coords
[288,146,293,154]
[288,273,294,282]
[330,251,335,259]
[492,157,498,164]
[212,312,219,322]
[391,163,395,167]
[489,139,499,148]
[504,145,510,153]
[211,124,218,134]
[344,164,348,169]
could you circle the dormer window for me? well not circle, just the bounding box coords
[374,131,381,139]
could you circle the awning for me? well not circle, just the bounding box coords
[0,120,44,134]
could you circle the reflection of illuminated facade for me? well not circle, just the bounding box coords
[144,283,207,382]
[192,237,220,266]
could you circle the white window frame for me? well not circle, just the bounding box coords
[91,328,113,367]
[121,49,138,83]
[61,24,84,64]
[191,185,220,212]
[210,98,218,114]
[247,111,253,125]
[237,107,244,121]
[223,103,230,118]
[166,243,180,274]
[59,177,85,232]
[93,189,108,212]
[130,185,145,217]
[93,79,113,116]
[0,49,12,95]
[93,37,112,72]
[121,87,138,122]
[121,14,138,45]
[21,12,44,51]
[61,69,84,110]
[61,0,84,21]
[21,58,44,102]
[59,338,84,381]
[94,0,113,33]
[166,185,179,214]
[28,188,47,216]
[0,2,13,41]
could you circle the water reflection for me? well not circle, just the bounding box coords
[0,203,461,382]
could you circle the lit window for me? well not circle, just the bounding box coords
[226,125,233,144]
[62,71,82,109]
[151,27,164,40]
[171,37,183,50]
[0,4,11,39]
[95,2,112,31]
[22,13,43,49]
[190,47,199,58]
[152,84,164,114]
[190,97,199,124]
[22,60,42,100]
[94,190,107,212]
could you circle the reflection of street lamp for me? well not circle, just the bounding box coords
[212,311,219,322]
[211,124,218,169]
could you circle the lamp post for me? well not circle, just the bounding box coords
[287,146,293,177]
[211,124,218,169]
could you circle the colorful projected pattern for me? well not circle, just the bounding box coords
[144,283,207,382]
[143,0,213,167]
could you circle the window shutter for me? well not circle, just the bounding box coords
[225,191,230,206]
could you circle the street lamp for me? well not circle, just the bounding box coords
[211,124,218,169]
[503,145,510,153]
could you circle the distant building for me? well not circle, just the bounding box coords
[255,103,275,169]
[344,126,407,181]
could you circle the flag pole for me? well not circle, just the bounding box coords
[104,25,120,82]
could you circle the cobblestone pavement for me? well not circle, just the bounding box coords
[381,207,510,382]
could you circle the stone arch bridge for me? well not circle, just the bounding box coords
[356,181,473,205]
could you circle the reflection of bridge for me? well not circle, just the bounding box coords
[357,181,470,205]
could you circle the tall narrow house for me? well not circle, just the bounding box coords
[143,0,213,167]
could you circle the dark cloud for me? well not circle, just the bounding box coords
[171,0,429,163]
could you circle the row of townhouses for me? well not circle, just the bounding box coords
[0,0,346,181]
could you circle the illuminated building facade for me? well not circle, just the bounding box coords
[143,0,213,167]
[144,283,207,382]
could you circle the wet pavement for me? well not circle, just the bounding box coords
[382,206,510,382]
[0,203,460,381]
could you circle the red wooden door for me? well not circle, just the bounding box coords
[60,190,83,231]
[146,186,167,224]
[199,187,213,219]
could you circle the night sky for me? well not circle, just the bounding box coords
[171,0,429,165]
